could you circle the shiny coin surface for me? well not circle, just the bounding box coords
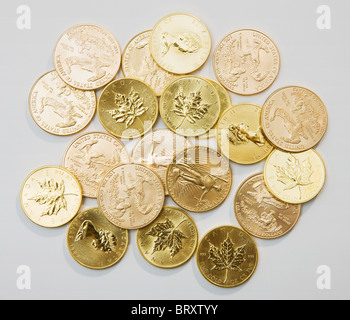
[62,131,130,198]
[131,128,193,194]
[213,29,280,95]
[137,206,198,268]
[98,163,165,229]
[261,86,328,152]
[159,76,220,137]
[28,70,96,136]
[234,173,301,239]
[67,207,128,269]
[53,24,121,90]
[20,166,82,228]
[196,225,258,288]
[264,149,326,204]
[166,146,232,212]
[97,78,158,139]
[216,103,274,164]
[122,30,178,96]
[150,13,211,74]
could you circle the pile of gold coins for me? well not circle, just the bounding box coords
[21,13,327,288]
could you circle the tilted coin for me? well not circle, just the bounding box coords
[137,206,198,269]
[131,128,193,194]
[216,103,273,164]
[67,207,128,269]
[122,30,178,96]
[98,163,165,229]
[196,225,258,288]
[150,12,211,74]
[264,148,326,204]
[62,131,130,198]
[28,70,96,136]
[20,166,82,228]
[159,76,220,137]
[261,86,328,152]
[166,146,232,212]
[53,24,121,90]
[234,173,301,239]
[213,29,280,95]
[97,78,158,139]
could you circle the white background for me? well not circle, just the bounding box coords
[1,0,349,300]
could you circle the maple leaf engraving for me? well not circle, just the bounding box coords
[146,218,187,257]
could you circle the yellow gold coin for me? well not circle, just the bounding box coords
[216,103,274,164]
[97,78,158,139]
[263,148,326,204]
[20,166,82,228]
[67,207,128,269]
[159,76,220,137]
[196,225,258,288]
[137,206,198,269]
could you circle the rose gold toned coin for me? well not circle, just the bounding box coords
[261,86,328,152]
[28,70,96,136]
[213,29,280,95]
[53,24,121,90]
[234,173,301,239]
[62,131,130,198]
[97,163,165,230]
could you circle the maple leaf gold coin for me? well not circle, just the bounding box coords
[97,78,158,139]
[53,24,121,90]
[62,131,130,198]
[159,76,220,137]
[213,29,280,95]
[149,13,211,74]
[261,86,328,152]
[28,70,96,136]
[136,206,198,269]
[216,103,274,164]
[196,225,258,288]
[20,166,82,228]
[122,30,178,96]
[263,149,326,204]
[67,207,128,269]
[166,146,232,212]
[234,173,301,239]
[98,163,165,229]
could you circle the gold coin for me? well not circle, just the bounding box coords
[20,166,82,228]
[196,225,258,288]
[62,131,130,198]
[67,207,128,269]
[97,78,158,139]
[234,173,301,239]
[137,206,198,269]
[122,30,178,96]
[150,13,211,74]
[261,86,328,152]
[159,76,220,137]
[166,146,232,212]
[28,70,96,136]
[213,29,280,95]
[264,148,326,204]
[98,163,165,229]
[53,24,121,90]
[131,128,193,195]
[216,103,274,164]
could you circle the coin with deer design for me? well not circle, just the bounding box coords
[166,146,232,212]
[20,166,82,228]
[137,206,198,268]
[263,149,326,204]
[98,163,165,229]
[196,225,258,288]
[67,207,128,269]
